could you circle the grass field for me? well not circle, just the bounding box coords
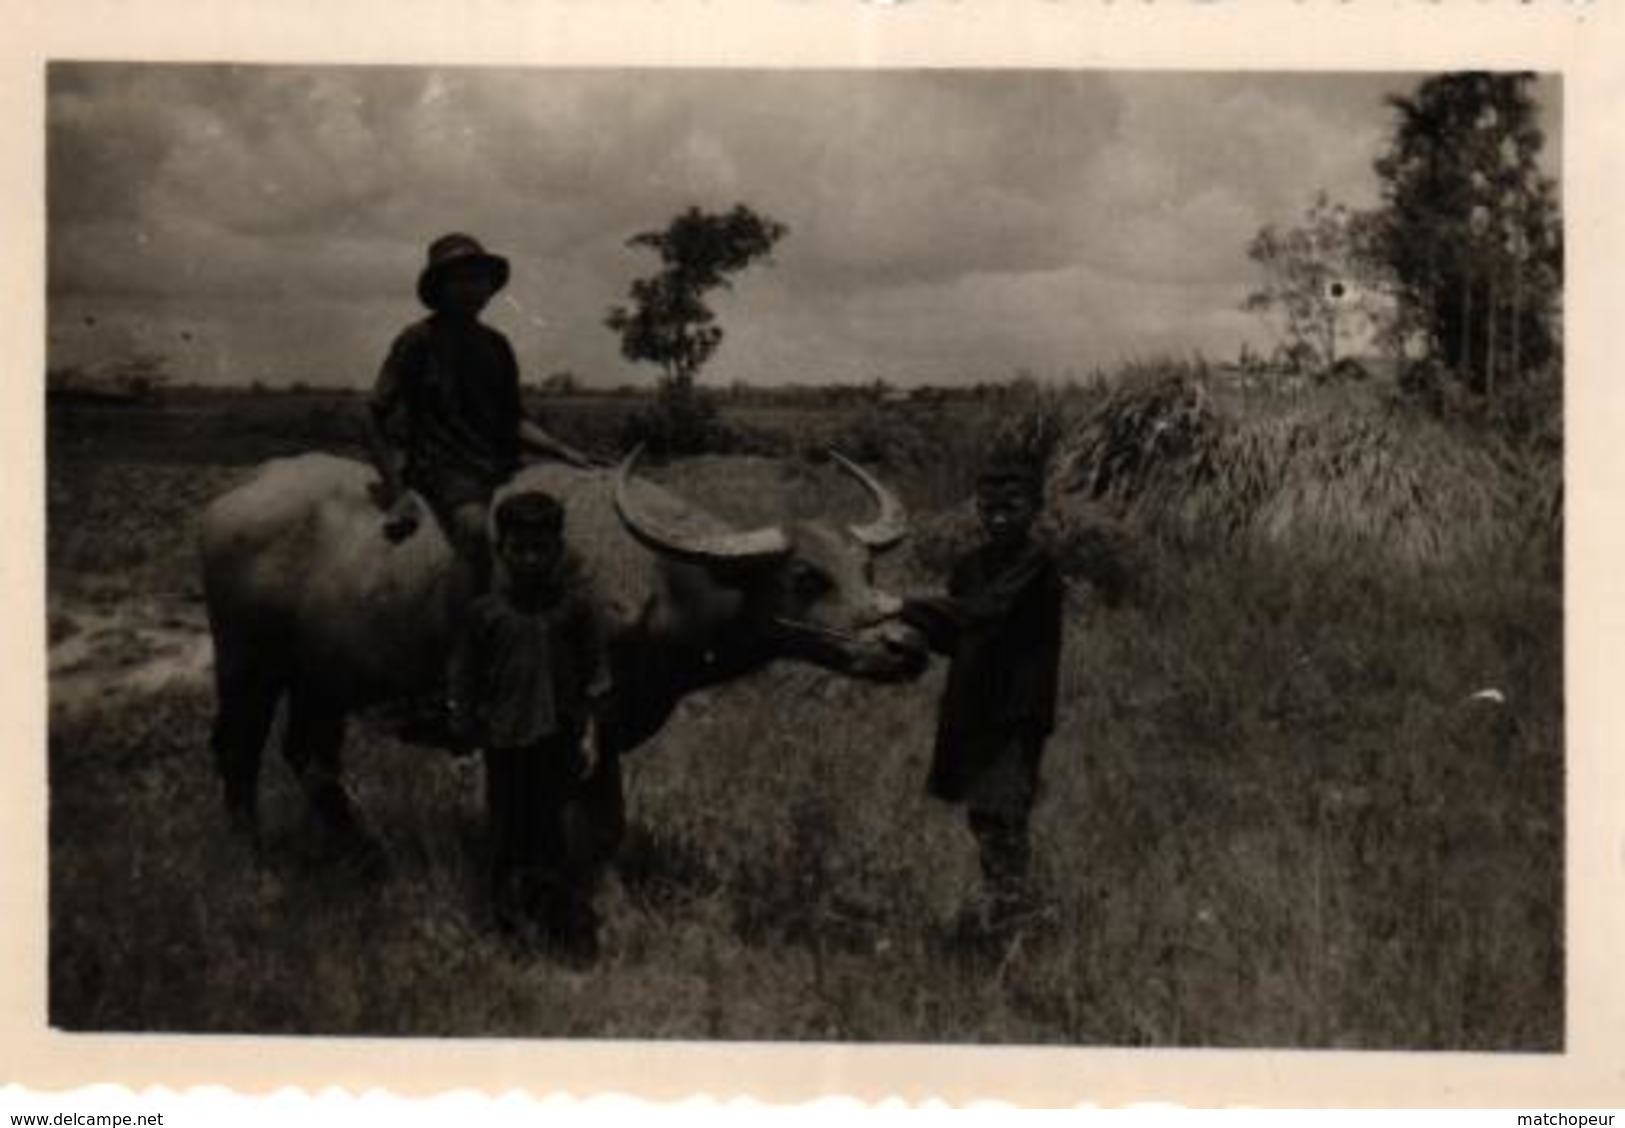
[46,381,1562,1047]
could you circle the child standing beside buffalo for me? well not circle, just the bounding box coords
[447,489,612,962]
[900,452,1066,943]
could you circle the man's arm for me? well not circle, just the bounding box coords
[492,331,598,468]
[518,417,597,468]
[366,418,409,508]
[368,329,422,505]
[896,557,974,653]
[900,546,1052,650]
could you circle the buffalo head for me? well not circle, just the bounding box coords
[612,447,928,682]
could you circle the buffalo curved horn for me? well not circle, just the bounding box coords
[613,444,791,567]
[830,449,909,553]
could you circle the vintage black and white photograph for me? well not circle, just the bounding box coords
[45,64,1564,1049]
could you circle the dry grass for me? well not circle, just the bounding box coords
[1051,371,1546,570]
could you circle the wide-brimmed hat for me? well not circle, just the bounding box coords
[416,233,510,309]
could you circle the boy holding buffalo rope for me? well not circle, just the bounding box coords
[447,490,612,961]
[900,452,1066,943]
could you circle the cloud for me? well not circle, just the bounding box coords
[47,65,1556,387]
[1061,74,1397,289]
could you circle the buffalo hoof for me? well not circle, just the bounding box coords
[492,876,600,968]
[546,926,600,971]
[326,830,391,883]
[223,804,265,867]
[306,786,390,881]
[509,921,600,970]
[939,897,1057,965]
[225,803,259,843]
[496,913,599,970]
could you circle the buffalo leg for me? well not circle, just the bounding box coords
[283,688,382,870]
[575,743,626,871]
[210,644,283,840]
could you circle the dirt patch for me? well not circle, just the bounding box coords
[49,597,214,716]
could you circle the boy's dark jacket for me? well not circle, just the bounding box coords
[900,540,1065,801]
[448,552,609,751]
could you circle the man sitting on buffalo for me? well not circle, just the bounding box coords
[447,490,611,960]
[368,232,594,586]
[899,452,1066,943]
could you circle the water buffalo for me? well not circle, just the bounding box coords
[197,448,927,868]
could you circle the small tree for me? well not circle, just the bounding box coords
[1244,193,1388,376]
[606,204,787,452]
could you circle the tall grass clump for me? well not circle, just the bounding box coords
[1051,368,1548,571]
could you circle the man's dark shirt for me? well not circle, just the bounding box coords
[372,313,523,492]
[901,539,1065,802]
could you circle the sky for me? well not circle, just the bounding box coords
[45,66,1562,389]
